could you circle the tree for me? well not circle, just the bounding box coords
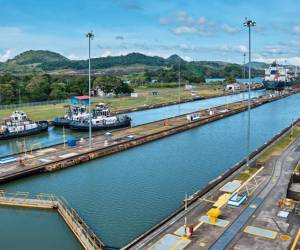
[94,76,133,95]
[68,77,88,96]
[94,76,115,94]
[114,80,134,95]
[49,82,67,100]
[223,76,237,83]
[25,74,51,101]
[0,84,14,104]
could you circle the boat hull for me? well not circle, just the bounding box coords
[263,79,300,90]
[0,121,49,140]
[52,118,71,127]
[262,80,291,90]
[70,118,131,131]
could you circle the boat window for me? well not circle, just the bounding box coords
[270,70,277,74]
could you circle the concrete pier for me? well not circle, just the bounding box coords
[0,88,299,185]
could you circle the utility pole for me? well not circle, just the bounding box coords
[86,31,94,148]
[243,53,246,80]
[243,18,256,167]
[178,59,181,114]
[179,60,181,102]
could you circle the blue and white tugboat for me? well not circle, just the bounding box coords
[70,103,131,131]
[0,111,48,140]
[52,105,89,127]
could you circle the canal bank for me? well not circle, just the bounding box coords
[0,90,264,157]
[124,118,300,249]
[111,88,262,115]
[0,90,294,184]
[2,92,300,248]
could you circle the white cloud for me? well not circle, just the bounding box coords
[176,11,194,24]
[238,45,247,53]
[159,17,169,25]
[255,56,300,66]
[222,24,240,34]
[0,26,23,37]
[292,26,300,34]
[0,49,13,62]
[173,26,198,34]
[66,54,80,60]
[183,55,192,61]
[179,43,190,50]
[101,51,112,57]
[198,17,207,25]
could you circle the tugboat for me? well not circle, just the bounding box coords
[52,105,89,127]
[69,103,131,131]
[0,111,48,140]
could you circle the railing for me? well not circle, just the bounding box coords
[0,99,68,110]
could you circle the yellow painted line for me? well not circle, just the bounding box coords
[244,226,278,239]
[194,221,204,231]
[291,228,300,250]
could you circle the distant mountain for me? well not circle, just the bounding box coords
[0,50,264,78]
[7,50,69,65]
[166,54,184,64]
[246,61,269,70]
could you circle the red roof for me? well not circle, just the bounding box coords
[74,95,90,100]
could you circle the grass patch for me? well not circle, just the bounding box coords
[258,126,300,163]
[0,87,223,121]
[235,167,259,182]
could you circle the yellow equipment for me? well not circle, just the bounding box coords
[207,208,221,223]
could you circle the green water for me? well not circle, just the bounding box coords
[0,207,82,250]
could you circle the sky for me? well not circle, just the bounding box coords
[1,0,300,64]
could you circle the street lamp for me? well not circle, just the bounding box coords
[243,52,246,80]
[86,31,94,148]
[243,18,256,166]
[178,58,181,114]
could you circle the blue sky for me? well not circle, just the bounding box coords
[1,0,300,64]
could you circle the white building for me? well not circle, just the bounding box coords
[226,83,240,91]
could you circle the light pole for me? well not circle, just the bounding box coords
[178,59,181,114]
[243,18,256,166]
[243,53,246,80]
[86,31,94,148]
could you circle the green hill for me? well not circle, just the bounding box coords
[7,50,69,65]
[0,50,264,78]
[246,61,269,70]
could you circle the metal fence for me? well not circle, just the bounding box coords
[0,99,69,110]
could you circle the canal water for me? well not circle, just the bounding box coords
[0,92,299,248]
[0,90,264,157]
[0,206,82,249]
